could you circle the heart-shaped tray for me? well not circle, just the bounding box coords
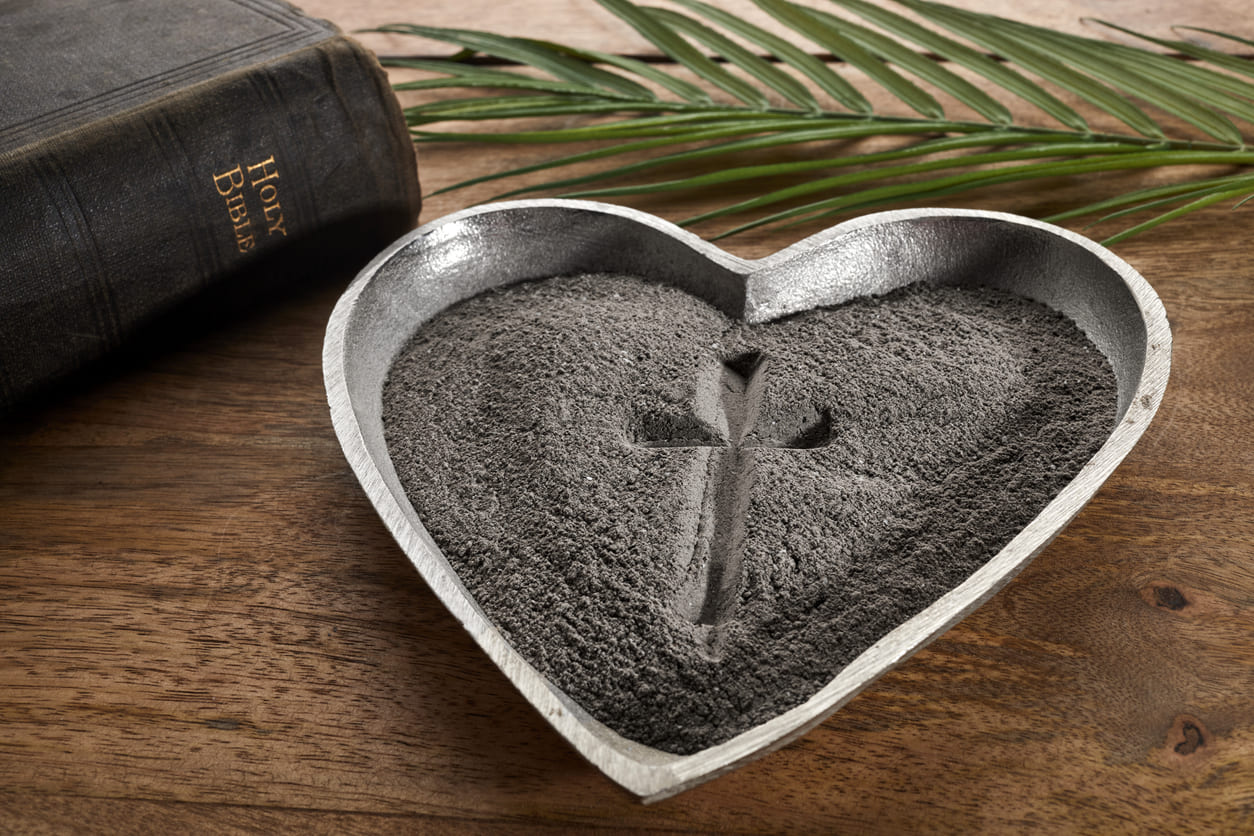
[323,200,1170,801]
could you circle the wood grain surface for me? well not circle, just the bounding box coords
[3,0,1253,832]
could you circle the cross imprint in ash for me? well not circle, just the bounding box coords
[632,351,832,642]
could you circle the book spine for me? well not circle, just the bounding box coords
[0,35,421,413]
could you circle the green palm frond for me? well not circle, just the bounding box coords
[373,0,1254,243]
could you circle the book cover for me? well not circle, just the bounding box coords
[0,0,422,412]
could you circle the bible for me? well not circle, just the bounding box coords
[0,0,422,412]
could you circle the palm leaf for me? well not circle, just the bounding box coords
[388,58,609,97]
[1090,21,1254,101]
[1101,185,1254,244]
[896,0,1166,138]
[539,43,713,102]
[797,0,1088,128]
[595,0,769,107]
[802,5,1012,125]
[1046,173,1254,223]
[668,0,873,112]
[377,0,1254,244]
[910,8,1244,143]
[644,7,820,110]
[370,23,652,98]
[753,0,943,118]
[1172,27,1254,60]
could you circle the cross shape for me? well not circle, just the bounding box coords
[633,351,832,636]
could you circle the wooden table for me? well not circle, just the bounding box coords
[4,1,1253,831]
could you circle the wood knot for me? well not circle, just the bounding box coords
[1167,715,1209,757]
[1140,583,1188,611]
[1153,585,1188,611]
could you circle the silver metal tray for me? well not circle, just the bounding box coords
[323,200,1170,801]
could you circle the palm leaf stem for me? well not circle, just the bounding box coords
[480,131,1126,201]
[562,141,1149,199]
[395,81,1245,153]
[705,151,1254,236]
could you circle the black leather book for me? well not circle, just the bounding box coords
[0,0,422,412]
